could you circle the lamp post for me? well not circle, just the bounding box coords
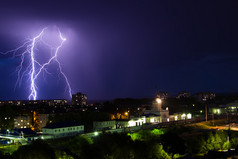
[156,98,162,111]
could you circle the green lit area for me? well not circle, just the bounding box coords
[212,108,221,115]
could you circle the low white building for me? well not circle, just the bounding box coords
[128,116,146,127]
[116,116,146,128]
[144,114,161,123]
[42,122,84,138]
[143,98,169,123]
[93,120,116,131]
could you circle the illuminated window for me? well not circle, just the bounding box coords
[187,113,192,119]
[175,116,178,121]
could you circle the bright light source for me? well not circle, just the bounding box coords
[187,113,192,119]
[125,112,128,116]
[150,118,155,123]
[181,113,186,120]
[94,132,98,136]
[175,116,178,121]
[128,120,136,127]
[156,98,162,103]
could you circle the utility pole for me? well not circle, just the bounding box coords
[212,113,214,126]
[205,104,207,122]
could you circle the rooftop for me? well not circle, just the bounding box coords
[44,121,83,129]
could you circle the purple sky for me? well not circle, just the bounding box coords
[0,1,238,101]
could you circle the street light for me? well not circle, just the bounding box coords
[156,98,162,104]
[94,132,98,136]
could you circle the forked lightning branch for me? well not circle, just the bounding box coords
[0,28,72,100]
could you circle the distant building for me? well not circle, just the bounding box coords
[194,92,215,102]
[0,99,68,107]
[226,101,238,114]
[93,120,116,131]
[42,122,84,138]
[208,100,238,115]
[156,92,169,100]
[14,115,31,129]
[38,114,49,131]
[72,92,87,106]
[176,92,190,99]
[115,116,146,128]
[143,98,169,123]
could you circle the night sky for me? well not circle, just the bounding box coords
[0,1,238,101]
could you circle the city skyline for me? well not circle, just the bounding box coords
[1,1,238,100]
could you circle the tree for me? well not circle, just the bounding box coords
[12,140,55,159]
[93,133,133,159]
[128,129,164,141]
[161,132,186,158]
[200,131,230,154]
[132,140,170,159]
[0,150,6,159]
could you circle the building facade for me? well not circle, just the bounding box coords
[42,122,84,138]
[72,92,87,106]
[143,98,169,122]
[93,120,116,131]
[194,92,215,102]
[0,99,67,107]
[14,115,31,129]
[38,114,49,131]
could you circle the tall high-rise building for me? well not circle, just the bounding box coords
[72,92,87,106]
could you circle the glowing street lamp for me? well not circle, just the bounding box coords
[94,132,99,136]
[156,98,162,104]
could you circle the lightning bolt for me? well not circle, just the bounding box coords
[0,28,72,100]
